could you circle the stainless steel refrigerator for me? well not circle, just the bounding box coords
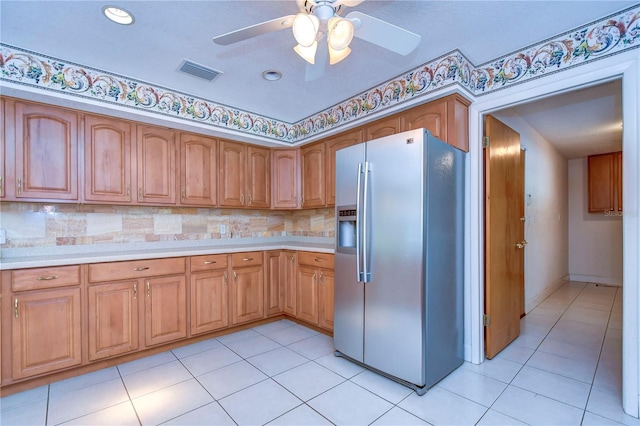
[334,128,464,395]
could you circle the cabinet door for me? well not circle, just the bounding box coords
[401,100,447,140]
[283,251,297,315]
[301,143,326,208]
[14,102,78,201]
[247,146,270,208]
[325,129,363,206]
[180,133,217,206]
[265,251,282,316]
[271,149,299,209]
[84,115,133,204]
[88,281,139,361]
[296,265,318,324]
[190,270,228,335]
[136,125,177,205]
[219,140,246,207]
[144,275,187,346]
[230,266,264,325]
[12,288,82,379]
[588,153,615,212]
[318,268,334,331]
[366,115,401,140]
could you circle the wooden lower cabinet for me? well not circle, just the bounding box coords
[145,275,187,346]
[265,251,283,316]
[88,281,139,361]
[318,269,334,331]
[12,288,82,380]
[296,265,319,324]
[190,269,229,335]
[230,252,264,325]
[296,252,334,330]
[283,251,297,316]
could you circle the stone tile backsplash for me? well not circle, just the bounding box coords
[0,203,335,249]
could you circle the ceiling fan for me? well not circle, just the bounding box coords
[212,0,421,81]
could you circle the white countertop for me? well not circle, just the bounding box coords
[0,237,335,270]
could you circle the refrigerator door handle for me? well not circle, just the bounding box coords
[362,161,371,283]
[356,162,364,282]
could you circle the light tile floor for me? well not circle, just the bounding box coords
[1,281,637,425]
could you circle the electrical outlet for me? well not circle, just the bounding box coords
[0,229,6,245]
[220,224,226,234]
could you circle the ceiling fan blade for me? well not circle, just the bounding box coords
[305,40,329,81]
[213,15,295,45]
[335,0,365,7]
[346,11,421,55]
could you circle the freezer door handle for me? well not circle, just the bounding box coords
[362,161,371,283]
[356,162,364,282]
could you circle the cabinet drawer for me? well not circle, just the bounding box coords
[231,251,263,268]
[297,252,334,269]
[190,254,228,272]
[12,265,81,291]
[88,257,186,283]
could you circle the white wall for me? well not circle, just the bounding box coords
[492,111,569,312]
[568,158,623,285]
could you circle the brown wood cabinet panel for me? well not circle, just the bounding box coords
[402,100,447,139]
[296,265,318,324]
[325,129,363,206]
[230,264,264,325]
[12,265,80,292]
[88,257,186,283]
[283,251,297,316]
[446,95,470,152]
[318,268,334,331]
[190,270,229,335]
[14,101,78,201]
[144,275,187,346]
[12,288,82,379]
[88,281,139,361]
[271,149,299,209]
[84,115,133,204]
[297,251,334,269]
[136,125,177,205]
[265,251,283,316]
[247,146,270,208]
[588,153,615,212]
[218,140,246,207]
[190,254,228,272]
[179,133,217,206]
[230,251,263,268]
[366,115,401,140]
[301,143,326,208]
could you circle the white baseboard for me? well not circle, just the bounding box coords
[525,275,569,313]
[568,274,622,287]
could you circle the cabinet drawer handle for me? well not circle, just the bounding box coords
[36,275,59,281]
[314,257,324,263]
[203,261,217,265]
[133,267,150,271]
[133,283,137,300]
[14,298,18,319]
[146,281,150,297]
[242,257,254,262]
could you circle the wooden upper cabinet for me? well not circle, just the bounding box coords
[84,115,133,204]
[218,140,246,207]
[272,149,300,209]
[402,99,447,139]
[13,101,78,201]
[179,133,217,206]
[366,115,401,140]
[301,142,326,208]
[588,151,622,213]
[247,146,270,208]
[136,125,177,205]
[325,128,363,206]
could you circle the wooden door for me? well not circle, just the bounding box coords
[88,281,139,361]
[12,288,82,379]
[615,151,623,212]
[190,270,228,335]
[366,115,401,140]
[518,149,526,318]
[219,140,246,207]
[230,266,264,325]
[318,268,334,331]
[265,251,283,316]
[179,133,217,206]
[84,115,133,204]
[283,251,297,315]
[14,101,78,201]
[271,149,299,209]
[401,100,447,140]
[136,125,176,204]
[325,129,363,206]
[247,146,270,208]
[300,143,325,208]
[588,153,615,212]
[296,265,318,324]
[484,115,524,359]
[144,275,187,346]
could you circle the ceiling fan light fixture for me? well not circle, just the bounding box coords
[294,41,318,64]
[328,17,354,51]
[329,45,351,65]
[292,13,319,47]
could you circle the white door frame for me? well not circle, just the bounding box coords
[465,49,640,417]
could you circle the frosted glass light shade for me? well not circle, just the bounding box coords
[292,13,319,47]
[328,17,354,51]
[329,45,351,65]
[294,41,318,64]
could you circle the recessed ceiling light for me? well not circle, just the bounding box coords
[262,70,282,81]
[103,6,135,25]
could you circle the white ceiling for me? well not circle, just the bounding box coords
[0,0,631,155]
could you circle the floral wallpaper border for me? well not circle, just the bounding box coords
[1,4,638,144]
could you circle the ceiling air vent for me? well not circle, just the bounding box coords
[178,60,222,82]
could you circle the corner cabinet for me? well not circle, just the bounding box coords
[190,254,229,335]
[219,141,270,208]
[296,252,334,331]
[179,133,218,206]
[229,252,264,325]
[300,142,326,208]
[588,151,623,213]
[136,125,177,205]
[271,149,300,209]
